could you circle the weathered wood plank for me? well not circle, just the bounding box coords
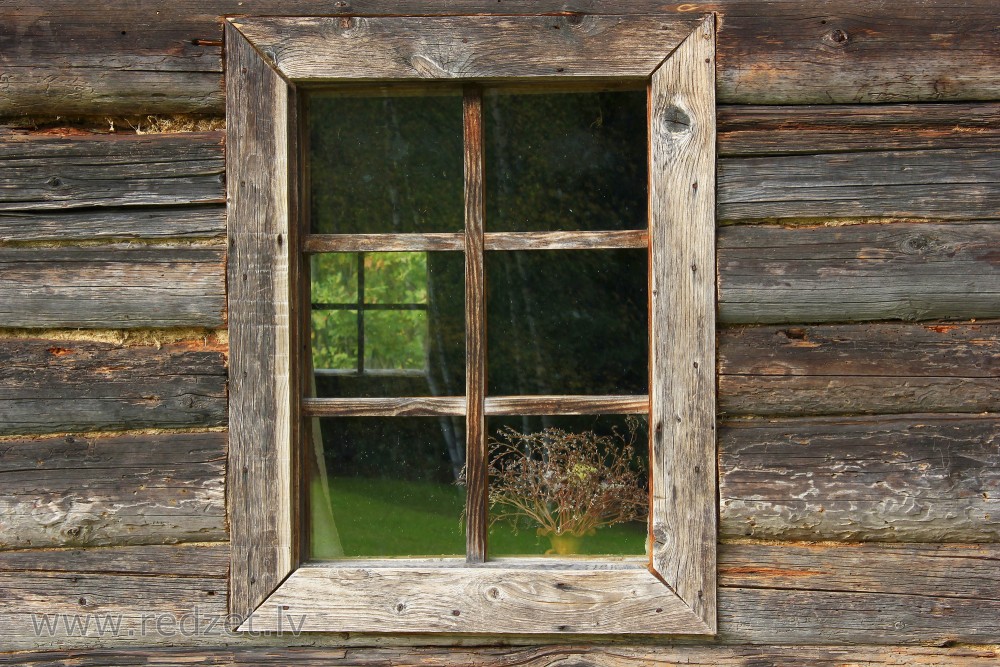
[0,132,224,211]
[464,86,488,564]
[2,1,996,116]
[648,16,717,632]
[0,543,999,649]
[302,397,465,417]
[0,206,225,242]
[2,645,999,666]
[230,14,697,82]
[304,233,464,253]
[718,322,1000,416]
[484,395,648,415]
[717,222,1000,324]
[484,230,647,251]
[0,544,229,577]
[718,149,1000,222]
[0,246,226,328]
[224,22,295,626]
[718,103,1000,156]
[720,414,1000,542]
[0,432,226,550]
[0,339,227,435]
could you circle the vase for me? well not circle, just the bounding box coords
[546,531,585,555]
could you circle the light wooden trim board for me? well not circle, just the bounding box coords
[226,12,717,635]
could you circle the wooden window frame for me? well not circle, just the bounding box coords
[226,13,717,635]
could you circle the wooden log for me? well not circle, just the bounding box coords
[0,543,998,650]
[718,322,1000,416]
[0,246,226,328]
[1,1,996,116]
[0,207,225,242]
[718,148,1000,222]
[719,414,1000,542]
[718,103,1000,156]
[0,544,229,577]
[0,133,224,211]
[1,645,999,666]
[717,222,1000,324]
[0,432,227,550]
[0,339,227,435]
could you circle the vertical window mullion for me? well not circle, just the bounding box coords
[357,251,365,375]
[463,85,488,563]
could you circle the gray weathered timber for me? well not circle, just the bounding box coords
[648,15,717,633]
[718,149,1000,222]
[0,206,225,242]
[718,103,1000,156]
[1,645,999,666]
[717,222,1000,324]
[0,432,226,550]
[0,339,227,435]
[0,246,226,328]
[718,322,1000,416]
[225,23,295,625]
[719,542,1000,599]
[0,543,999,649]
[1,1,997,115]
[0,543,229,576]
[230,15,697,81]
[0,132,224,210]
[720,414,1000,542]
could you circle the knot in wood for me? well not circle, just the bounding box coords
[660,105,692,134]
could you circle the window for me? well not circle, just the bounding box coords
[226,12,717,635]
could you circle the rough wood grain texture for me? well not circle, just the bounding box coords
[304,233,464,253]
[648,16,717,633]
[229,15,697,81]
[302,397,465,417]
[718,103,1000,156]
[0,206,225,242]
[2,1,997,115]
[464,87,487,564]
[0,132,224,211]
[225,24,294,624]
[2,645,999,666]
[720,414,1000,542]
[718,322,1000,416]
[484,230,647,251]
[0,246,226,328]
[1,543,999,649]
[246,566,703,634]
[718,222,1000,324]
[0,432,226,550]
[0,544,229,577]
[484,396,648,415]
[719,542,1000,599]
[0,339,227,435]
[718,148,1000,222]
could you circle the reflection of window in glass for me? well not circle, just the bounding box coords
[311,252,430,375]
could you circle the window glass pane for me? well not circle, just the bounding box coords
[308,417,466,559]
[308,91,464,234]
[486,249,648,395]
[364,252,428,304]
[311,253,358,304]
[485,415,648,558]
[311,252,465,398]
[311,310,358,371]
[485,90,647,232]
[364,310,427,371]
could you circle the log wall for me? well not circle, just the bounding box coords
[0,0,997,663]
